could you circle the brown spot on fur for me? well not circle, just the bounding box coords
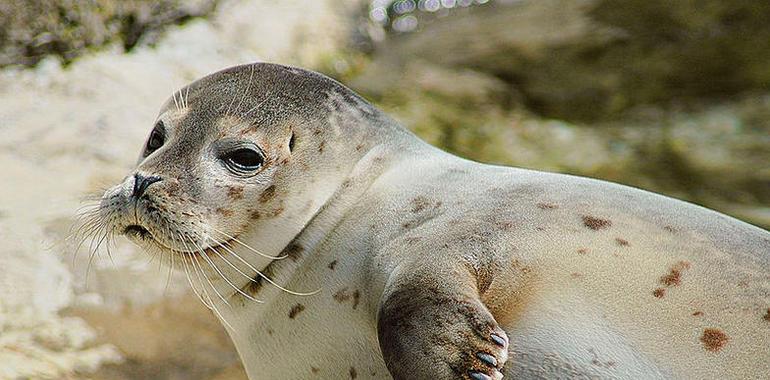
[349,367,357,379]
[692,311,703,317]
[577,248,589,255]
[250,210,262,220]
[284,244,304,261]
[244,265,273,297]
[355,143,364,151]
[269,207,284,217]
[246,277,264,296]
[288,303,305,319]
[663,225,676,233]
[537,202,558,210]
[411,196,431,213]
[259,185,276,203]
[700,328,728,352]
[227,186,244,200]
[615,238,630,247]
[653,288,666,298]
[582,215,611,230]
[334,288,351,303]
[763,309,770,322]
[333,287,362,309]
[318,141,325,153]
[311,367,319,374]
[328,260,338,270]
[497,221,514,230]
[570,272,583,279]
[216,208,233,217]
[660,261,690,287]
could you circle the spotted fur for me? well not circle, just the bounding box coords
[98,63,770,379]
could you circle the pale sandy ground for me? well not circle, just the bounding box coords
[0,1,352,378]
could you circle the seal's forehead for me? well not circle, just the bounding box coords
[159,63,347,128]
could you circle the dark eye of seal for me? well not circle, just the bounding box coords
[145,121,165,155]
[222,147,264,174]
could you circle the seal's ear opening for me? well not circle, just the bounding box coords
[288,131,296,153]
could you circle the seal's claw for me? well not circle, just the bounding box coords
[462,328,508,379]
[470,371,492,380]
[477,352,498,367]
[490,333,507,348]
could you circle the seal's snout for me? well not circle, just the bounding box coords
[132,173,162,198]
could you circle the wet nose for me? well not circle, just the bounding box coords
[132,173,162,198]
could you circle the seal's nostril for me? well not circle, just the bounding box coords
[132,173,162,198]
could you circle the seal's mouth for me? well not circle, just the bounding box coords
[124,224,151,239]
[122,223,235,256]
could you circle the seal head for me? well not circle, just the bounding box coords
[98,63,393,259]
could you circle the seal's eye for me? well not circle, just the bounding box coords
[222,148,264,174]
[145,121,165,154]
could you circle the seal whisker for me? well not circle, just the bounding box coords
[179,238,214,310]
[165,247,175,293]
[172,90,180,111]
[185,239,230,307]
[206,246,265,303]
[163,225,177,293]
[84,223,112,283]
[190,250,231,307]
[192,239,261,304]
[209,226,287,260]
[71,207,107,267]
[188,247,235,331]
[102,226,117,265]
[191,255,228,324]
[179,89,186,109]
[215,238,321,297]
[206,247,265,303]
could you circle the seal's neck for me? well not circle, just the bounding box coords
[204,115,429,313]
[275,113,424,249]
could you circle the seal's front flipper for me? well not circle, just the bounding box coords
[377,263,509,380]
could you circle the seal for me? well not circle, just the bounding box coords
[93,62,770,379]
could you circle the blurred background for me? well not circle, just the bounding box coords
[0,0,768,379]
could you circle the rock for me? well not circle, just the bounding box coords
[0,0,219,67]
[363,0,770,122]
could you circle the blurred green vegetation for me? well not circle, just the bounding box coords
[0,0,218,66]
